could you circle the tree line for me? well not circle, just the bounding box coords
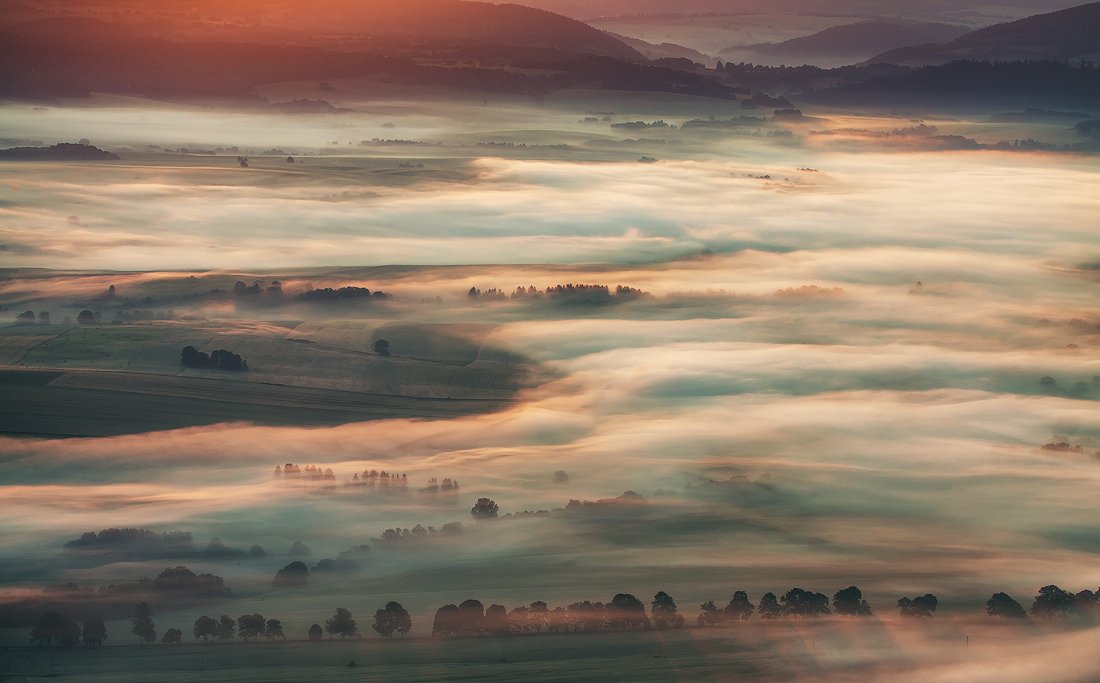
[27,584,1100,649]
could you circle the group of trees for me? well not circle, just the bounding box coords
[28,585,1100,650]
[275,464,336,481]
[432,593,671,637]
[29,612,100,648]
[39,566,231,601]
[220,280,389,307]
[376,522,464,544]
[180,345,248,371]
[64,529,263,561]
[348,469,408,488]
[421,477,460,495]
[1025,585,1100,619]
[467,283,649,306]
[193,613,285,642]
[297,286,387,304]
[111,309,174,323]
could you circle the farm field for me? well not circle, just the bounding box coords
[0,319,539,436]
[0,368,512,437]
[3,620,1096,683]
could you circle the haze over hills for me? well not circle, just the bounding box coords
[869,1,1100,64]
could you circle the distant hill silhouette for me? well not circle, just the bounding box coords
[0,143,119,161]
[0,13,733,101]
[723,21,970,66]
[869,2,1100,65]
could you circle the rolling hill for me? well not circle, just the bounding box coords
[0,0,643,61]
[869,1,1100,64]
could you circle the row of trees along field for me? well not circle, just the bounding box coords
[27,586,1099,648]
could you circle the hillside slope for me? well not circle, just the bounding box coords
[726,21,970,65]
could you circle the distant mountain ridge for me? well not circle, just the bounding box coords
[869,1,1100,64]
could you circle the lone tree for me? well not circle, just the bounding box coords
[898,594,938,618]
[832,586,873,616]
[374,339,390,356]
[725,591,755,621]
[161,628,183,645]
[1031,585,1076,618]
[432,604,460,638]
[132,602,156,644]
[193,615,218,642]
[471,497,499,520]
[651,591,684,629]
[987,592,1027,619]
[485,604,509,636]
[607,593,649,630]
[308,623,323,641]
[265,619,286,640]
[372,601,412,638]
[326,607,358,639]
[217,614,236,640]
[758,593,781,620]
[457,599,486,635]
[82,618,107,649]
[273,561,309,587]
[697,600,723,626]
[237,613,266,641]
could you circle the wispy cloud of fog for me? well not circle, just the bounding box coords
[1,143,1096,271]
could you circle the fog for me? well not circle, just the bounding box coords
[0,91,1098,679]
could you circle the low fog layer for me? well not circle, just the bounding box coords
[0,91,1098,680]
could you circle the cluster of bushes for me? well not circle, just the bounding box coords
[181,346,248,371]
